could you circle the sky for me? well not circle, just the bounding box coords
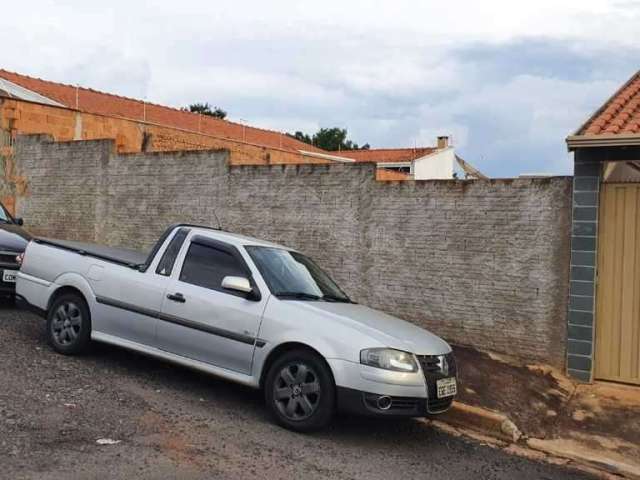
[2,0,639,177]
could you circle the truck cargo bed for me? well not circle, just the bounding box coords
[34,238,147,268]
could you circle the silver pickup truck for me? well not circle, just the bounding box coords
[16,224,457,431]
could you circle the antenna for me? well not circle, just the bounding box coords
[212,209,222,230]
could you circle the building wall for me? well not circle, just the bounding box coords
[14,135,573,367]
[376,168,412,181]
[0,97,330,213]
[413,148,455,180]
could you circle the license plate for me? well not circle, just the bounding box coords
[436,377,457,398]
[3,270,17,283]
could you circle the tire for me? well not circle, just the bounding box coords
[46,293,92,355]
[264,349,336,432]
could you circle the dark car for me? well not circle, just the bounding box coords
[0,202,31,296]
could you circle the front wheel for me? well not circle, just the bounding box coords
[47,293,92,355]
[264,349,336,432]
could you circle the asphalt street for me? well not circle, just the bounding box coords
[0,304,595,480]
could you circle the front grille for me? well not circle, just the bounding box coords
[389,397,420,411]
[417,353,457,377]
[0,252,19,268]
[419,355,442,374]
[417,352,457,414]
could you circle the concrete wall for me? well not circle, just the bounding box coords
[15,135,573,367]
[0,97,333,215]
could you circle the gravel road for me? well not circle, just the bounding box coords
[0,304,594,480]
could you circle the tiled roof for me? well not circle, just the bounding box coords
[0,69,325,153]
[577,70,640,136]
[337,147,436,163]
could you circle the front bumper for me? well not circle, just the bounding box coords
[0,283,16,294]
[0,265,19,294]
[337,387,455,417]
[329,351,458,417]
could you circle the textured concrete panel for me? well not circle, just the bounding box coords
[14,135,572,368]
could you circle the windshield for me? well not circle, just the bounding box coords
[245,246,351,302]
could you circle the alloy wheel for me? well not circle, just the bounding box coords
[273,362,321,421]
[51,302,82,346]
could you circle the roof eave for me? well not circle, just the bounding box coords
[566,134,640,150]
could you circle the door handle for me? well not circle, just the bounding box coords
[167,293,186,303]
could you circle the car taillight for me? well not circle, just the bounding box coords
[16,253,24,267]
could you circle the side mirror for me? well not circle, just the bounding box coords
[221,276,253,294]
[14,218,24,226]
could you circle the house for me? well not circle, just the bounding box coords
[565,69,640,384]
[337,136,487,180]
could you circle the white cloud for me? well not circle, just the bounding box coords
[1,0,638,176]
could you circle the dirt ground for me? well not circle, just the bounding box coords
[453,344,640,454]
[0,305,595,480]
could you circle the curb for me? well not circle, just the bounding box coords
[527,438,640,480]
[433,401,522,443]
[431,401,640,479]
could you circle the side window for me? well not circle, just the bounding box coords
[179,242,246,293]
[156,228,190,276]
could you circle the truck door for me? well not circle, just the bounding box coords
[157,235,266,375]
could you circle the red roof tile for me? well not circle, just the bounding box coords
[0,69,325,153]
[577,70,640,136]
[337,147,436,163]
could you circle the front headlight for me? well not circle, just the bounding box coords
[360,348,418,373]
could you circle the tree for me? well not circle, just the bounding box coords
[288,127,369,151]
[291,131,313,144]
[184,102,227,119]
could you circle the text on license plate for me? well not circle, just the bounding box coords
[3,270,17,283]
[436,377,457,398]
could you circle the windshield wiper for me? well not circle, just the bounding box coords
[322,294,355,303]
[275,292,322,301]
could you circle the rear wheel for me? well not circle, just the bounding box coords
[47,293,92,355]
[265,349,335,432]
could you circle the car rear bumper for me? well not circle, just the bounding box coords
[337,386,455,417]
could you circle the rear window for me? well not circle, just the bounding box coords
[156,228,189,276]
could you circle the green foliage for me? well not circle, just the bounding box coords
[288,127,369,151]
[184,102,227,119]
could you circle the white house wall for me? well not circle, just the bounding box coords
[413,148,456,180]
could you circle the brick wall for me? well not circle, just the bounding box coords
[0,98,331,213]
[14,135,573,367]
